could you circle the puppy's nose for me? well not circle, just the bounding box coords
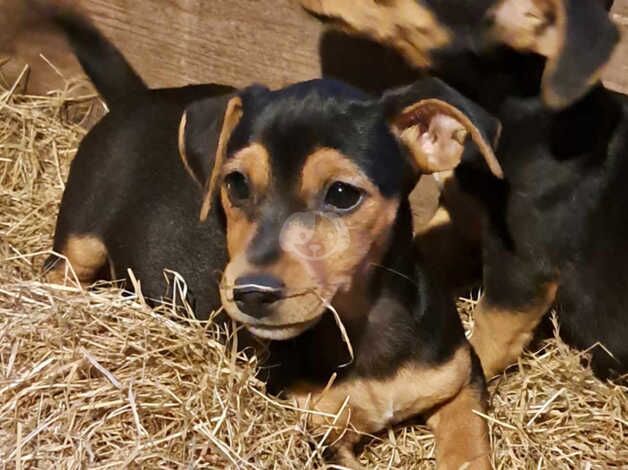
[233,274,285,318]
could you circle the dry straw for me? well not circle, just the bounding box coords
[0,68,626,468]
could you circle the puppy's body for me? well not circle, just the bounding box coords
[468,88,628,378]
[203,79,498,467]
[50,85,234,317]
[39,2,233,316]
[304,0,628,379]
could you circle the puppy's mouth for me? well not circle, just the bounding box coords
[220,287,333,340]
[245,317,323,340]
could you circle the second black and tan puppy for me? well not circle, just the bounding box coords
[303,0,628,380]
[40,7,505,467]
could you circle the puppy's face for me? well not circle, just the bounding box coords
[217,84,407,340]
[180,78,502,340]
[219,142,399,339]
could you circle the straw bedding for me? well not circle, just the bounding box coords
[0,71,626,469]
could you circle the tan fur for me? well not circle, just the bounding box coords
[410,174,442,231]
[221,253,329,335]
[489,0,561,57]
[299,149,399,284]
[222,143,271,198]
[299,0,450,68]
[220,143,271,257]
[439,170,485,242]
[291,346,486,468]
[300,148,377,200]
[471,281,559,378]
[177,112,202,189]
[426,382,491,470]
[411,170,486,291]
[46,234,108,286]
[418,206,452,235]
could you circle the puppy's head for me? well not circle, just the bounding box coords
[301,0,619,109]
[484,0,619,108]
[179,78,501,340]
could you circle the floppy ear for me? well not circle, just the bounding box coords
[383,78,503,178]
[488,0,619,109]
[178,95,243,221]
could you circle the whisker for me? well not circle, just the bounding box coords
[218,281,348,294]
[223,283,282,293]
[369,263,417,287]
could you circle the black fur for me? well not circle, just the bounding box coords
[43,5,148,105]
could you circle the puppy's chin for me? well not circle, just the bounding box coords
[245,317,322,340]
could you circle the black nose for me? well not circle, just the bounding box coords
[233,274,285,318]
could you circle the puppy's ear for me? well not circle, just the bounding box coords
[383,78,503,178]
[178,95,243,221]
[488,0,619,108]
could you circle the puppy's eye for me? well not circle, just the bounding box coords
[324,182,363,211]
[224,171,250,204]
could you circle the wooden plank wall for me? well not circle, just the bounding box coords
[0,0,322,93]
[1,0,627,95]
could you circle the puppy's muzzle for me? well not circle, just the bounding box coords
[232,273,284,318]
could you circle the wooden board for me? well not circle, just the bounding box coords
[1,0,627,95]
[0,0,322,94]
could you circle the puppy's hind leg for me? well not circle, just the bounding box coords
[45,234,108,287]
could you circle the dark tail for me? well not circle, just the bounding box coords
[31,1,147,105]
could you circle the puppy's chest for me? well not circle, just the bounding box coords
[289,351,469,432]
[359,372,444,426]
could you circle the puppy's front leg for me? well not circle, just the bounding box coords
[426,380,491,470]
[471,281,557,379]
[291,346,488,469]
[291,380,370,469]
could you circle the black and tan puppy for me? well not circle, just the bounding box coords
[39,6,506,467]
[303,0,628,380]
[41,9,234,318]
[209,80,502,467]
